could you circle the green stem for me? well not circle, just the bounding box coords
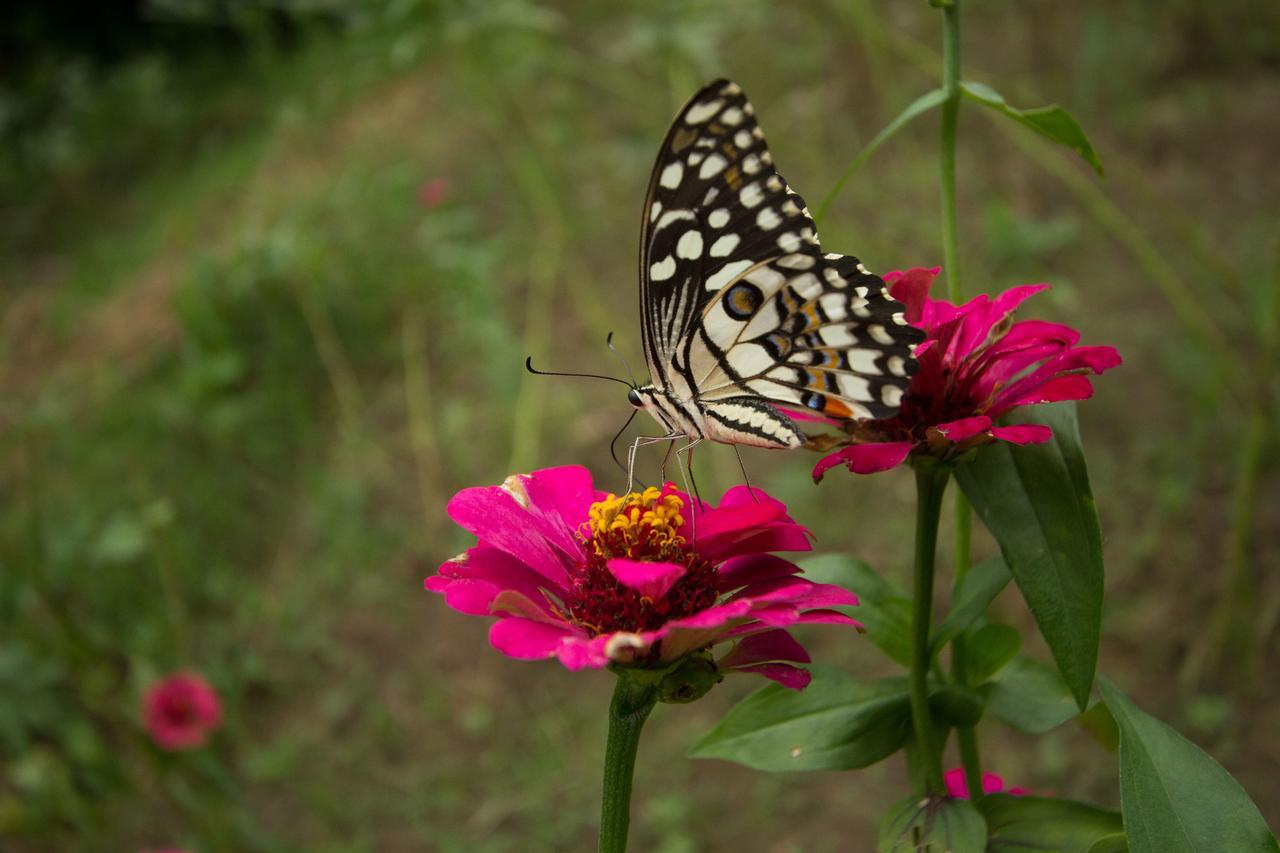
[939,0,983,802]
[599,675,658,853]
[910,464,949,795]
[939,0,962,300]
[949,491,984,802]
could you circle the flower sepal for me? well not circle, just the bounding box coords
[608,651,724,706]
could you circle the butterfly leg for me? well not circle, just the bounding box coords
[673,438,704,540]
[732,444,760,504]
[627,433,680,493]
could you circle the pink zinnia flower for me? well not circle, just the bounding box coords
[944,766,1028,799]
[142,672,222,751]
[417,177,451,209]
[427,465,861,689]
[814,267,1121,479]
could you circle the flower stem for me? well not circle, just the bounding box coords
[939,0,962,301]
[950,490,984,802]
[938,0,984,802]
[910,464,949,794]
[599,675,658,853]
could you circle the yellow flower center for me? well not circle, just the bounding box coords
[587,487,686,560]
[566,486,717,639]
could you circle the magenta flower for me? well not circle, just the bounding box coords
[142,672,222,751]
[427,466,861,689]
[944,766,1028,799]
[814,267,1121,479]
[417,177,452,209]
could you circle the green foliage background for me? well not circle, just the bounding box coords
[1,0,1277,849]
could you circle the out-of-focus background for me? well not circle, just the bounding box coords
[2,1,1277,850]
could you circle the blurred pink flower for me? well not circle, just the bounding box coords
[427,466,862,689]
[417,177,452,209]
[142,672,222,751]
[944,766,1028,799]
[815,267,1121,480]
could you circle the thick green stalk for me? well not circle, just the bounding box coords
[910,465,949,794]
[599,676,658,853]
[937,0,985,801]
[939,0,962,300]
[950,490,985,802]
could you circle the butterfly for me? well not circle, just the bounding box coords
[626,79,924,452]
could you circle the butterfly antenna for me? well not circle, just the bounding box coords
[609,409,639,478]
[605,332,639,388]
[525,357,634,389]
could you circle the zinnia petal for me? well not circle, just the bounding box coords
[813,442,914,480]
[989,424,1054,445]
[884,266,941,324]
[606,559,687,600]
[715,554,803,592]
[934,416,993,442]
[717,629,811,669]
[489,617,581,661]
[727,662,812,689]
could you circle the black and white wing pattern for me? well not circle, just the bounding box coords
[635,79,923,449]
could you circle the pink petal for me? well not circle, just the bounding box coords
[813,442,915,481]
[991,283,1051,317]
[717,629,811,669]
[749,603,802,626]
[791,609,862,626]
[489,589,562,623]
[934,415,993,442]
[729,662,812,689]
[775,405,844,426]
[944,767,968,798]
[557,634,616,670]
[989,424,1054,445]
[488,617,580,661]
[606,559,686,600]
[429,545,566,610]
[716,554,803,592]
[884,267,941,325]
[522,466,597,540]
[447,487,573,584]
[734,577,860,609]
[693,492,813,560]
[433,578,503,615]
[664,600,755,631]
[1000,374,1096,408]
[657,601,757,660]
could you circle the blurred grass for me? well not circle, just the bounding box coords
[1,0,1277,849]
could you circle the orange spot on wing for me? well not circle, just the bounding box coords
[823,398,853,419]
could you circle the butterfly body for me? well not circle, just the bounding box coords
[633,79,923,450]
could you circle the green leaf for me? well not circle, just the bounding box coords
[814,88,947,224]
[799,555,912,665]
[963,623,1021,685]
[982,656,1080,734]
[879,795,987,853]
[690,667,910,771]
[931,556,1012,656]
[1087,836,1130,853]
[955,403,1102,709]
[960,81,1104,176]
[1078,701,1120,753]
[1099,678,1279,853]
[983,794,1124,852]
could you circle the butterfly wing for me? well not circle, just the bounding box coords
[638,79,921,445]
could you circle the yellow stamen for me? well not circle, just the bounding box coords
[587,488,686,558]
